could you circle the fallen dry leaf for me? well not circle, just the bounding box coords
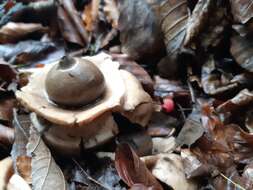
[0,22,47,44]
[0,98,16,122]
[111,53,154,95]
[230,33,253,73]
[118,0,164,61]
[82,0,100,32]
[27,126,67,190]
[115,143,163,190]
[160,0,188,54]
[216,89,253,113]
[143,153,198,190]
[230,0,253,24]
[184,0,228,49]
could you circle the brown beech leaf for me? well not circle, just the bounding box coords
[216,89,253,113]
[118,0,164,61]
[230,34,253,72]
[57,0,89,47]
[27,126,67,190]
[184,0,228,49]
[230,0,253,24]
[0,22,47,44]
[142,154,198,190]
[115,143,163,190]
[111,53,154,95]
[160,0,188,54]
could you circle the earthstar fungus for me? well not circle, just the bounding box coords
[16,53,153,154]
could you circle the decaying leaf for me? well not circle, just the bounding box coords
[0,22,48,44]
[0,61,17,83]
[176,107,204,146]
[201,55,239,95]
[118,0,164,61]
[115,143,163,189]
[152,136,176,154]
[142,153,198,190]
[230,33,253,73]
[118,131,153,157]
[245,108,253,133]
[216,89,253,113]
[184,0,228,49]
[160,0,188,54]
[230,0,253,24]
[181,149,210,179]
[27,126,67,190]
[0,40,56,65]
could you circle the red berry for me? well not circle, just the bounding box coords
[162,98,175,113]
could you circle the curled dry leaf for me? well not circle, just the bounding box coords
[0,22,47,44]
[216,89,253,113]
[201,55,239,95]
[0,61,17,83]
[115,143,163,190]
[230,34,253,73]
[118,0,164,61]
[230,0,253,24]
[160,0,188,54]
[27,126,67,190]
[184,0,228,49]
[57,0,89,47]
[0,40,56,65]
[142,153,198,190]
[111,53,154,95]
[0,157,14,190]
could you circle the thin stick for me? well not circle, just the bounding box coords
[219,172,246,190]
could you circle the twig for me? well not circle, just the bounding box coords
[187,79,196,104]
[176,103,186,121]
[219,172,246,190]
[72,158,111,190]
